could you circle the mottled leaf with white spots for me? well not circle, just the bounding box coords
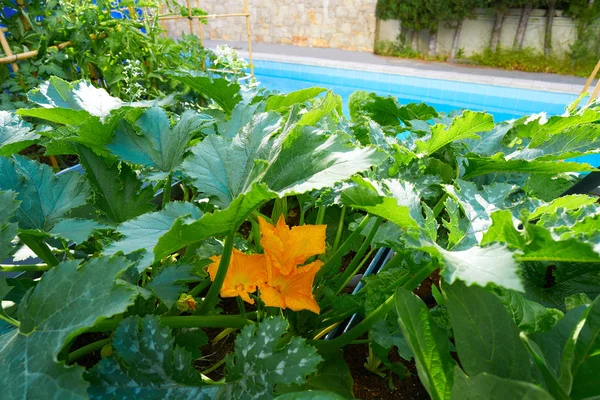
[216,317,322,400]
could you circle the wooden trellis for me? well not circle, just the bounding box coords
[0,0,255,77]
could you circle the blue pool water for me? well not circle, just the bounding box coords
[253,60,577,123]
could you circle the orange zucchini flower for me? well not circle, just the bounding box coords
[207,215,326,313]
[258,215,326,276]
[259,260,323,314]
[207,249,267,304]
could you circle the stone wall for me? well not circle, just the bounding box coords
[377,9,578,57]
[164,0,378,51]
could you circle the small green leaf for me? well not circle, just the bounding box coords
[169,72,241,114]
[571,295,600,399]
[216,317,322,400]
[496,288,563,334]
[297,91,342,126]
[86,315,214,399]
[529,195,598,221]
[445,281,531,381]
[265,88,327,112]
[275,391,347,400]
[0,190,19,260]
[0,111,39,156]
[148,264,202,308]
[49,218,111,244]
[416,111,494,156]
[395,287,454,400]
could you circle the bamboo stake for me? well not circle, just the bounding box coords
[0,29,19,72]
[243,0,254,76]
[158,13,249,20]
[185,0,195,35]
[587,79,600,105]
[581,59,600,94]
[196,0,206,69]
[0,40,72,65]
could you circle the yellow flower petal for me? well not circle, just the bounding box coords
[259,260,322,314]
[207,249,267,304]
[259,215,326,275]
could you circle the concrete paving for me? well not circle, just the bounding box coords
[205,39,595,94]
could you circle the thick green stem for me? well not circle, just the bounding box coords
[316,215,371,282]
[88,315,253,333]
[162,172,173,209]
[316,261,438,352]
[0,264,50,272]
[432,193,448,218]
[0,313,19,328]
[236,296,246,319]
[335,248,375,296]
[271,197,288,222]
[68,338,111,364]
[189,279,211,297]
[197,229,236,315]
[334,217,382,295]
[18,233,59,267]
[201,357,226,375]
[315,206,326,225]
[250,219,262,252]
[331,205,347,255]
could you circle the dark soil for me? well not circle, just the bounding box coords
[19,145,79,170]
[344,343,429,400]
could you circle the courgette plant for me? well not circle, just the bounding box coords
[0,74,599,399]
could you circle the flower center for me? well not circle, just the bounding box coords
[235,283,245,292]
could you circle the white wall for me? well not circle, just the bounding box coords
[377,8,578,57]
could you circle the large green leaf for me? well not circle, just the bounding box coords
[155,184,275,260]
[168,72,241,114]
[86,315,215,399]
[108,107,200,178]
[216,317,322,400]
[341,177,423,235]
[462,155,595,179]
[182,112,283,207]
[25,77,124,120]
[395,287,454,400]
[415,111,494,156]
[104,202,201,270]
[265,88,327,112]
[77,145,155,224]
[0,256,139,400]
[511,109,600,147]
[0,111,39,156]
[445,281,532,381]
[570,295,600,399]
[451,368,553,400]
[183,113,385,208]
[0,155,89,231]
[0,190,19,260]
[275,391,346,400]
[511,123,600,161]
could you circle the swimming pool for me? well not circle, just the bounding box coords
[253,60,578,122]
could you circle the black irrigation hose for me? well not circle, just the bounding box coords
[559,167,600,196]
